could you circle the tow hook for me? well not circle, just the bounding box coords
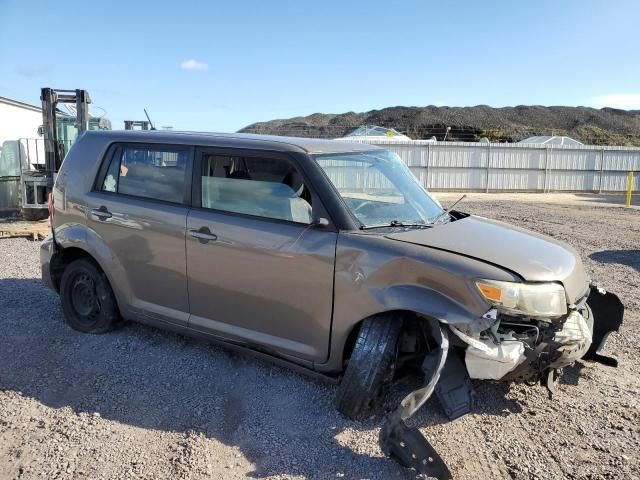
[378,320,453,479]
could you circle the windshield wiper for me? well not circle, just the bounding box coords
[431,194,467,224]
[360,220,431,230]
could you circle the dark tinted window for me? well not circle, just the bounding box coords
[200,154,312,224]
[101,145,189,204]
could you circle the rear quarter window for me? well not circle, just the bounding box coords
[98,144,190,204]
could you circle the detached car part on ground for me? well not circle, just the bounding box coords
[41,131,624,479]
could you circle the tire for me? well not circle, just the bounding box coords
[21,208,48,221]
[59,258,121,333]
[336,314,403,420]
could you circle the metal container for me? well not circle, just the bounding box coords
[0,176,20,217]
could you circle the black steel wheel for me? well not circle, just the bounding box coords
[60,258,121,333]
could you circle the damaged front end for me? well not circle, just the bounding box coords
[378,286,623,479]
[460,286,625,389]
[442,282,624,394]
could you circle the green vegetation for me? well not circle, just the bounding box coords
[475,128,505,142]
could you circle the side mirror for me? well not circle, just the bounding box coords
[312,217,329,228]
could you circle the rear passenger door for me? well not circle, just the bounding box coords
[186,148,337,363]
[87,143,193,326]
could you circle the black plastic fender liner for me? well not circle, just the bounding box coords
[397,319,450,420]
[585,289,624,367]
[378,319,452,479]
[379,409,452,480]
[435,349,476,420]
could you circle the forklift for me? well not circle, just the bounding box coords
[20,88,92,220]
[124,120,150,130]
[124,109,155,131]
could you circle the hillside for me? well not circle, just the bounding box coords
[239,105,640,146]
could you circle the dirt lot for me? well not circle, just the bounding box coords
[0,193,638,480]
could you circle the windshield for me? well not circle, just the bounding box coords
[314,150,444,228]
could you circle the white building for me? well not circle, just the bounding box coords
[0,96,43,144]
[517,135,583,146]
[0,96,45,175]
[336,125,415,143]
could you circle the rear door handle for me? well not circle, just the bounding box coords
[189,227,217,243]
[91,206,112,220]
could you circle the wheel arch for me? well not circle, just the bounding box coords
[50,245,96,291]
[329,285,484,373]
[53,244,128,322]
[52,224,131,311]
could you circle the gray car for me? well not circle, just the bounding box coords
[41,130,624,478]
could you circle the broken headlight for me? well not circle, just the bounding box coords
[475,279,567,318]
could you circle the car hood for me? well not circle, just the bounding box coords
[385,215,589,303]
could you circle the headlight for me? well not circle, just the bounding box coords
[475,279,567,318]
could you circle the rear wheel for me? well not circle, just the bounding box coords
[335,314,402,420]
[60,258,121,333]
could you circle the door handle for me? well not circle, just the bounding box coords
[91,206,112,220]
[189,227,217,243]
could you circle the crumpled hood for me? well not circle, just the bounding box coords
[385,215,589,303]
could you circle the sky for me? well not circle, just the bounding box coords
[1,0,640,132]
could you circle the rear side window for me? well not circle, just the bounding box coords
[100,145,190,204]
[200,154,313,224]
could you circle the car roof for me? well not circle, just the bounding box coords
[83,130,382,154]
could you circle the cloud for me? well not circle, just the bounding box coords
[180,59,208,71]
[590,93,640,109]
[14,64,54,77]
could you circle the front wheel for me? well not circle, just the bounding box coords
[335,314,402,420]
[59,258,122,333]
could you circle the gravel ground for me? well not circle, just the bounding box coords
[0,193,638,480]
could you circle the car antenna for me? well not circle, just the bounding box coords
[144,108,156,130]
[433,194,466,223]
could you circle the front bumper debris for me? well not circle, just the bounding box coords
[584,288,624,367]
[379,409,452,480]
[378,319,453,479]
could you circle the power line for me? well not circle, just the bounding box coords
[240,124,640,143]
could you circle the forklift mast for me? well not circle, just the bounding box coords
[40,88,91,174]
[20,88,91,220]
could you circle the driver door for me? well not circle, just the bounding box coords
[186,148,337,363]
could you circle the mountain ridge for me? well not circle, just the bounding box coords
[239,105,640,146]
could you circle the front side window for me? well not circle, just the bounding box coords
[313,150,443,228]
[200,154,312,224]
[101,145,189,204]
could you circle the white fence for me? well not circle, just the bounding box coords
[359,139,640,193]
